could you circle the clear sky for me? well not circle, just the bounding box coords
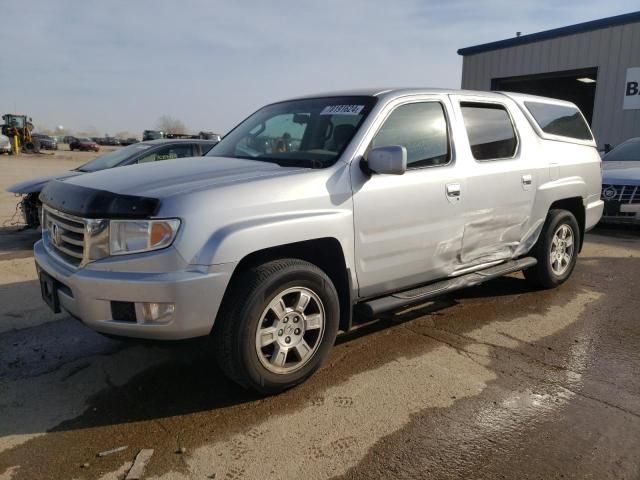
[0,1,635,136]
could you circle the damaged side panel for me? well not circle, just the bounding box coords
[458,212,530,266]
[351,166,468,298]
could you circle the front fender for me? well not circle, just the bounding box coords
[7,179,49,194]
[190,209,354,268]
[193,210,353,267]
[6,171,80,194]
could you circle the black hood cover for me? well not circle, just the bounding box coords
[40,180,160,219]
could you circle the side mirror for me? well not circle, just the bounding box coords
[366,145,407,175]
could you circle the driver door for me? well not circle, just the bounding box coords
[351,96,466,298]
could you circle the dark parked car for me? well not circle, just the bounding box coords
[119,137,139,146]
[7,139,219,227]
[32,133,58,150]
[143,129,164,141]
[600,137,640,224]
[69,137,100,152]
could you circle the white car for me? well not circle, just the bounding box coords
[0,134,11,154]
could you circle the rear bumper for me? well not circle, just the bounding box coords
[34,240,235,340]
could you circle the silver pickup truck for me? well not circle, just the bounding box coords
[34,88,603,393]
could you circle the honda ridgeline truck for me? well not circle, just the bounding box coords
[35,89,603,393]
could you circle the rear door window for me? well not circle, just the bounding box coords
[524,101,593,141]
[460,102,518,161]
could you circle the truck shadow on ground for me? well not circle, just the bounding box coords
[0,254,635,480]
[588,223,640,241]
[1,273,564,439]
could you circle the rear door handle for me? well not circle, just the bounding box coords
[521,174,533,186]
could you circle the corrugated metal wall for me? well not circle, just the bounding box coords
[461,21,640,147]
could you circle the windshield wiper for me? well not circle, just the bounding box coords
[255,156,326,169]
[209,154,326,169]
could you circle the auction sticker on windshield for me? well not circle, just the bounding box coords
[320,105,365,115]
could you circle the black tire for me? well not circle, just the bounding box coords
[524,209,580,289]
[214,259,340,394]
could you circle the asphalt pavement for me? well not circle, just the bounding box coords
[0,226,638,480]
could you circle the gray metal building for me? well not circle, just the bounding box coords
[458,11,640,149]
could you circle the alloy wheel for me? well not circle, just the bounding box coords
[549,223,574,276]
[255,286,326,374]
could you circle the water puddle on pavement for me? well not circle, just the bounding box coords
[0,281,602,480]
[149,291,599,480]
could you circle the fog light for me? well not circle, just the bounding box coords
[139,302,175,323]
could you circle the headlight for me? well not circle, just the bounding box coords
[109,219,180,255]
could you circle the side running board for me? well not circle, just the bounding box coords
[358,257,537,318]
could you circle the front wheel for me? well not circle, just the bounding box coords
[524,209,580,289]
[214,259,340,394]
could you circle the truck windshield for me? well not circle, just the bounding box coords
[206,96,377,168]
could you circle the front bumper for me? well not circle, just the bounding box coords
[599,215,640,225]
[600,200,640,225]
[34,240,235,340]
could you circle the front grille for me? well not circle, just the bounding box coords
[601,184,640,204]
[44,207,87,267]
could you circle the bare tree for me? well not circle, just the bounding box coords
[76,126,100,138]
[114,131,135,139]
[156,115,187,134]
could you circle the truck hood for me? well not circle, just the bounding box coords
[7,170,82,194]
[61,156,309,198]
[602,161,640,186]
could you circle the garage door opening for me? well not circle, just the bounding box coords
[492,68,598,124]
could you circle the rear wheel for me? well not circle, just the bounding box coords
[214,259,339,394]
[524,209,580,289]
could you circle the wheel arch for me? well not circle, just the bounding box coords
[548,197,586,252]
[220,238,354,333]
